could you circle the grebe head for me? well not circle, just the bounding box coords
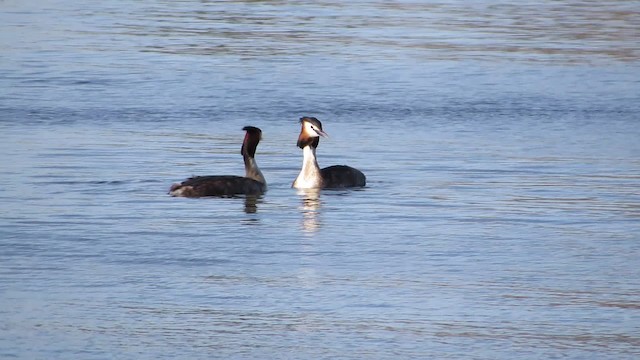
[241,126,262,158]
[297,117,328,149]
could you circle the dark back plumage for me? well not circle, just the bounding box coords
[169,175,265,197]
[321,165,366,188]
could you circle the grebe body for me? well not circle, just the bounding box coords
[169,175,264,197]
[170,126,267,197]
[293,117,366,189]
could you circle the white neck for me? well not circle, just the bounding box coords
[244,156,267,187]
[293,145,323,189]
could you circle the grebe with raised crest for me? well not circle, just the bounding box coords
[293,117,366,189]
[169,126,266,197]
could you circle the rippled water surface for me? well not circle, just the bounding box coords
[1,1,639,359]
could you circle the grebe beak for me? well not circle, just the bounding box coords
[312,126,328,138]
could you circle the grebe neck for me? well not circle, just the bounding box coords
[244,155,266,187]
[293,145,323,189]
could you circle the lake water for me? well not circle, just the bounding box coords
[1,1,639,359]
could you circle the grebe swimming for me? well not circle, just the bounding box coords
[169,126,266,197]
[292,117,366,189]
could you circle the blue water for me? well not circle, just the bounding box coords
[1,1,639,359]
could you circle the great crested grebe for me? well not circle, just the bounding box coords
[293,116,366,189]
[169,126,266,197]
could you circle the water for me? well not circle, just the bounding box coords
[1,1,639,359]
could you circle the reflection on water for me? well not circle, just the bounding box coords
[297,189,322,234]
[243,195,260,214]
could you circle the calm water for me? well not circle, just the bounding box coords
[1,1,640,359]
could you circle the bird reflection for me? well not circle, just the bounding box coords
[244,195,261,214]
[297,188,322,234]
